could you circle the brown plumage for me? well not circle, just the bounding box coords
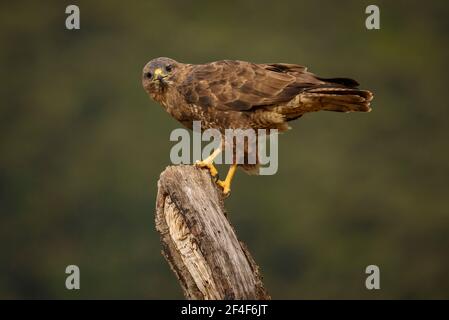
[142,57,373,194]
[143,57,372,130]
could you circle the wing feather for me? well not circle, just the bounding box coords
[178,61,317,111]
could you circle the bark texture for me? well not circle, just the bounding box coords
[155,165,270,300]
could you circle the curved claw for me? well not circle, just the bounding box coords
[216,164,237,197]
[195,160,219,178]
[217,179,231,196]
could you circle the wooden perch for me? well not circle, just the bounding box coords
[155,165,270,300]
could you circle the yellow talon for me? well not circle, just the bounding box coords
[195,160,219,177]
[217,179,231,195]
[217,164,237,196]
[195,145,222,178]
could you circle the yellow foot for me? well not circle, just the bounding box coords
[195,160,218,178]
[216,164,237,197]
[217,179,231,196]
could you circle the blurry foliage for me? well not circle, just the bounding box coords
[0,0,448,299]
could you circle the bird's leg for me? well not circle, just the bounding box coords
[195,146,221,178]
[217,164,238,196]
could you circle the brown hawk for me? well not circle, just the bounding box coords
[142,57,373,195]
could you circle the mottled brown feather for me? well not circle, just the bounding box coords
[178,60,319,111]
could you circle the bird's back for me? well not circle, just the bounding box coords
[178,60,373,124]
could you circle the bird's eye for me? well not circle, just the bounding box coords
[145,72,152,79]
[165,65,173,72]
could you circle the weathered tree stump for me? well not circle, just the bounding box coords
[155,165,270,300]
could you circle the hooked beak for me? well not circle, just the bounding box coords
[152,68,166,82]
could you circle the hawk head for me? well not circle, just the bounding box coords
[142,57,180,99]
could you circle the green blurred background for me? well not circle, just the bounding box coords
[0,0,448,299]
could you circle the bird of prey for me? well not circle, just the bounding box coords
[142,57,373,195]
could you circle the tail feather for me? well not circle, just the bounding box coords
[302,86,373,113]
[279,75,373,121]
[315,76,360,87]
